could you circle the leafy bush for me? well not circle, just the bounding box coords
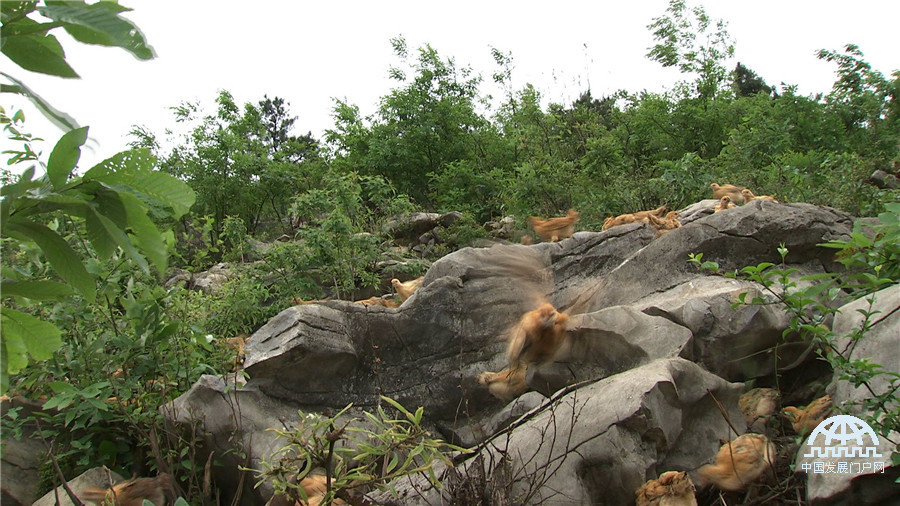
[289,171,412,299]
[221,215,251,263]
[204,275,281,338]
[821,202,900,295]
[428,160,506,222]
[5,253,218,493]
[1,108,195,389]
[257,398,466,504]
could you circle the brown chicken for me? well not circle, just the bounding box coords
[602,205,669,231]
[647,211,682,236]
[82,474,175,506]
[635,471,697,506]
[713,195,736,213]
[291,297,331,305]
[741,189,777,203]
[354,296,400,308]
[710,183,745,202]
[224,334,248,371]
[476,367,528,402]
[297,474,347,506]
[782,394,833,436]
[602,213,640,231]
[696,433,775,492]
[391,277,424,302]
[507,303,569,369]
[528,209,579,242]
[739,388,780,430]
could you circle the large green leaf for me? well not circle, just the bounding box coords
[1,1,37,18]
[118,191,167,273]
[85,150,196,219]
[39,2,154,60]
[47,126,89,189]
[3,219,96,302]
[0,72,80,130]
[1,280,75,300]
[93,188,128,230]
[1,307,63,375]
[85,205,117,260]
[1,32,78,78]
[86,207,149,274]
[0,167,39,224]
[11,194,91,220]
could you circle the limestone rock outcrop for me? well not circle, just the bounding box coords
[166,201,872,505]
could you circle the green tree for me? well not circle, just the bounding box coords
[328,37,490,204]
[257,95,296,153]
[732,62,773,97]
[160,91,321,252]
[646,0,735,100]
[1,110,194,390]
[817,44,900,158]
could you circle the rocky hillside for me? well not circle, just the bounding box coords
[32,199,896,506]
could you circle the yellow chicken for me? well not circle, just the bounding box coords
[82,474,174,506]
[391,276,424,302]
[782,395,833,436]
[528,209,579,242]
[635,471,697,506]
[696,434,775,492]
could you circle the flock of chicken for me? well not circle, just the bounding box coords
[526,182,776,245]
[84,183,797,505]
[710,183,777,213]
[475,299,832,505]
[473,183,831,504]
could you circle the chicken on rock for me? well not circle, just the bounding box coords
[635,471,697,506]
[602,205,668,231]
[391,276,424,302]
[714,196,736,212]
[528,209,579,242]
[710,183,745,202]
[476,368,528,402]
[696,433,775,492]
[82,474,175,506]
[741,189,777,203]
[783,394,833,436]
[507,302,570,369]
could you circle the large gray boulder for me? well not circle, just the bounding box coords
[369,358,746,506]
[244,245,556,421]
[190,263,233,293]
[634,276,806,381]
[165,375,304,505]
[1,397,45,506]
[383,211,463,242]
[830,283,900,413]
[549,226,657,310]
[795,283,900,504]
[870,169,900,190]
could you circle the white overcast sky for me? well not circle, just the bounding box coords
[2,0,898,170]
